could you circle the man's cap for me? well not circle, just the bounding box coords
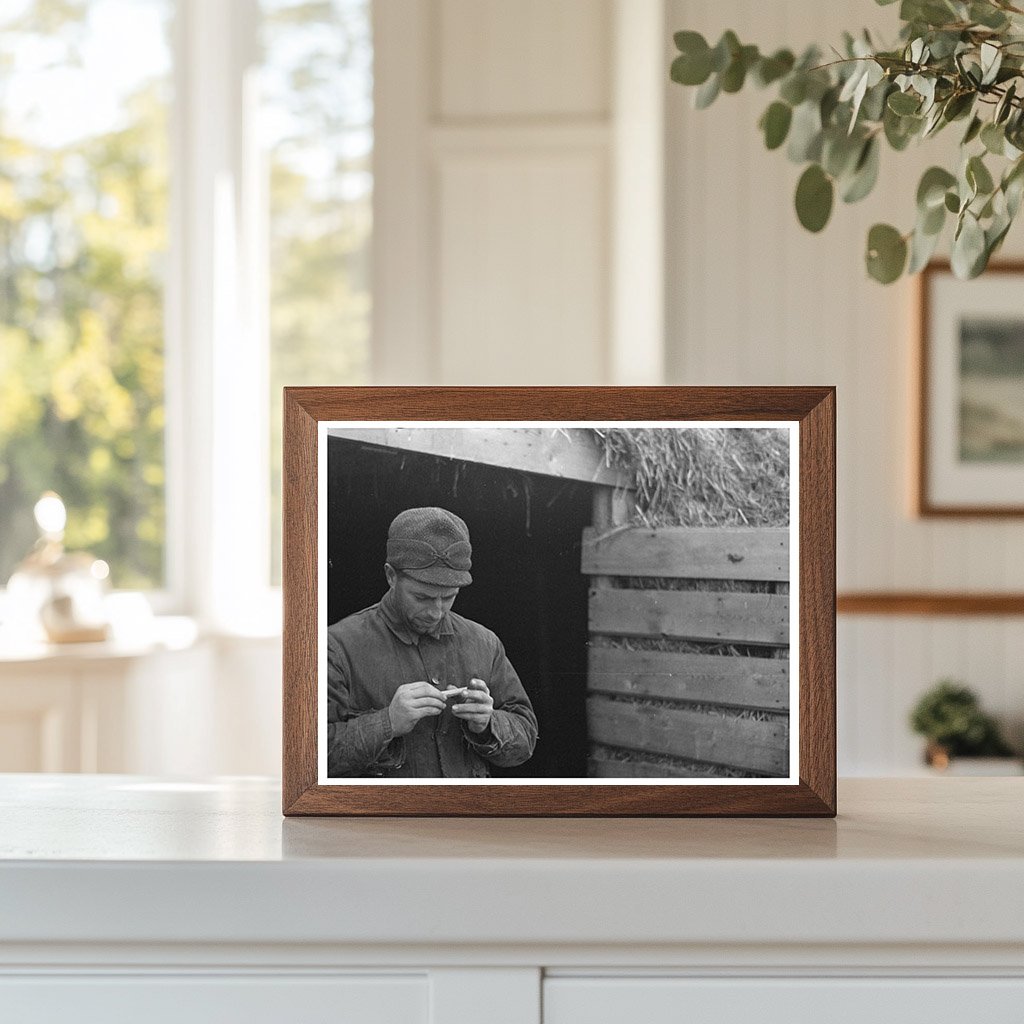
[386,507,472,587]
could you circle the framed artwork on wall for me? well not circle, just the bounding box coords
[918,261,1024,516]
[282,387,836,816]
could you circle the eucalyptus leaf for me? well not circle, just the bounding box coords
[926,30,962,60]
[822,128,864,178]
[754,49,795,87]
[884,106,921,149]
[710,31,740,73]
[795,44,823,73]
[861,80,892,122]
[674,29,707,53]
[903,0,959,27]
[1006,172,1024,218]
[942,92,974,122]
[990,184,1009,221]
[970,2,1009,30]
[721,44,758,92]
[671,53,711,87]
[1004,156,1024,188]
[962,115,983,145]
[779,74,807,106]
[957,58,982,89]
[1003,157,1024,216]
[820,86,841,126]
[888,90,921,115]
[839,63,868,104]
[921,200,946,235]
[951,211,986,278]
[795,164,834,232]
[986,212,1012,259]
[760,101,793,150]
[967,154,995,195]
[922,103,946,137]
[694,73,721,109]
[787,100,824,162]
[944,190,961,213]
[842,137,881,203]
[917,166,957,210]
[995,82,1017,124]
[866,223,908,283]
[840,65,873,132]
[801,68,833,104]
[908,221,943,273]
[981,122,1005,155]
[981,42,1003,87]
[958,155,980,207]
[913,75,937,113]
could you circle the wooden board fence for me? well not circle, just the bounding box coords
[588,646,788,711]
[582,526,789,581]
[584,523,791,778]
[587,696,788,776]
[589,589,790,646]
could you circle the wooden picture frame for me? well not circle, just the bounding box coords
[917,260,1024,517]
[283,387,836,816]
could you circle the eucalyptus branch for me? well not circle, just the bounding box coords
[670,2,1024,283]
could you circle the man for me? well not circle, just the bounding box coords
[326,506,538,777]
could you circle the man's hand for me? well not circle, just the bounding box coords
[451,677,494,734]
[388,681,446,737]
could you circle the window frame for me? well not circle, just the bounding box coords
[165,0,280,632]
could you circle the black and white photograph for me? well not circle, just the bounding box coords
[318,422,797,785]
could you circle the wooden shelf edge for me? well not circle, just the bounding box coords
[837,592,1024,616]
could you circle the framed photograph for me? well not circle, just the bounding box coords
[918,261,1024,516]
[282,387,835,816]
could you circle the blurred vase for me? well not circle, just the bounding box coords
[5,492,110,644]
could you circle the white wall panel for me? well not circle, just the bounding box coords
[431,0,615,384]
[437,152,608,384]
[376,0,621,386]
[666,0,1024,774]
[438,0,610,120]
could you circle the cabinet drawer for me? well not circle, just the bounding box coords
[0,974,427,1024]
[544,977,1024,1024]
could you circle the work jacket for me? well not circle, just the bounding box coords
[326,590,538,777]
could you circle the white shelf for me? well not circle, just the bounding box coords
[1,775,1022,949]
[2,775,1022,1021]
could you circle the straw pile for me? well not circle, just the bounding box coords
[597,427,790,528]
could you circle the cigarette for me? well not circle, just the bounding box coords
[439,687,468,700]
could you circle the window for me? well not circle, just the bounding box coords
[0,0,373,618]
[261,0,373,582]
[0,0,173,589]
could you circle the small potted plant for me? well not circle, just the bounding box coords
[909,680,1019,773]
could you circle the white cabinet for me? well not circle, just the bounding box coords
[544,977,1024,1024]
[1,777,1022,1023]
[0,975,428,1024]
[0,637,210,773]
[0,626,282,776]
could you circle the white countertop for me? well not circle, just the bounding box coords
[1,775,1022,949]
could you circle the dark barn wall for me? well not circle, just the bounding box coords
[326,436,593,778]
